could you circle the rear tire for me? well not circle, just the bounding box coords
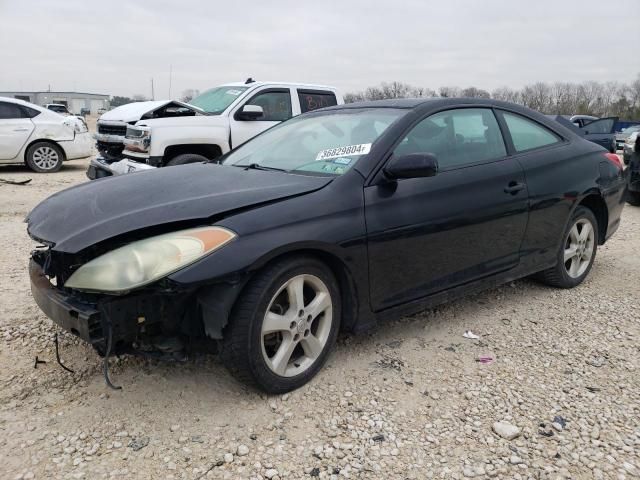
[220,256,341,393]
[165,153,208,166]
[627,191,640,206]
[536,206,598,288]
[25,142,64,173]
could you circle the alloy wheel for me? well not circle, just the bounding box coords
[32,146,60,170]
[563,218,595,278]
[261,274,333,377]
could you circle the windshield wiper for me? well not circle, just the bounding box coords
[235,163,288,172]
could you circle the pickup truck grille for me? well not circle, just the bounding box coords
[98,124,127,136]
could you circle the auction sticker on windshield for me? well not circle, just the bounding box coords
[316,143,371,161]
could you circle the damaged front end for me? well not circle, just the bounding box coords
[29,247,204,358]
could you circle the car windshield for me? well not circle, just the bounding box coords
[223,108,405,176]
[48,105,67,113]
[188,86,249,114]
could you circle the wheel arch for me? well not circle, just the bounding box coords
[197,247,360,340]
[23,138,66,163]
[163,144,222,163]
[578,193,608,245]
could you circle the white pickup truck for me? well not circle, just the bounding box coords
[88,80,342,179]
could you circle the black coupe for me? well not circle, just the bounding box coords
[27,98,627,392]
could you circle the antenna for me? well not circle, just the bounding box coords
[151,78,155,100]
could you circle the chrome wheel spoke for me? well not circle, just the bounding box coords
[569,225,580,243]
[579,222,592,241]
[306,291,330,321]
[263,312,292,335]
[269,335,297,376]
[564,246,578,262]
[286,276,305,312]
[569,257,581,277]
[300,334,323,359]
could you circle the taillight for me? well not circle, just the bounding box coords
[603,152,622,170]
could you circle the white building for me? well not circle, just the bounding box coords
[0,91,110,114]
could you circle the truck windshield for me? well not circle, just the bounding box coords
[223,108,405,176]
[188,86,249,114]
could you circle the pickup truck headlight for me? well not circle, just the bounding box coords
[65,227,236,293]
[124,126,151,153]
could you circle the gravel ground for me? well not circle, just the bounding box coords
[0,156,638,480]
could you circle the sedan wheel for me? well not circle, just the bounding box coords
[563,219,595,278]
[221,256,341,393]
[26,142,64,173]
[261,274,333,377]
[537,206,598,288]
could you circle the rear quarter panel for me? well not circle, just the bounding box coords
[516,140,609,270]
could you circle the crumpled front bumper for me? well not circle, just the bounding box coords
[29,258,197,352]
[29,259,104,345]
[87,156,156,180]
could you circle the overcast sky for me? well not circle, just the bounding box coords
[0,0,638,99]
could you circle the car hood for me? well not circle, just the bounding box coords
[26,164,332,253]
[98,100,199,123]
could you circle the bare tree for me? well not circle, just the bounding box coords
[132,94,149,102]
[460,87,491,99]
[344,73,640,118]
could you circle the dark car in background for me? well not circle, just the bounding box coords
[26,98,626,393]
[549,115,618,153]
[627,135,640,206]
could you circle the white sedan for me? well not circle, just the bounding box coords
[0,97,92,172]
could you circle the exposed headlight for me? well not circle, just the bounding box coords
[65,226,236,293]
[124,126,151,152]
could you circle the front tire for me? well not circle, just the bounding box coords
[26,142,64,173]
[537,206,598,288]
[220,256,341,393]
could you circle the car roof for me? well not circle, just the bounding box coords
[0,96,47,112]
[322,97,533,111]
[221,81,338,91]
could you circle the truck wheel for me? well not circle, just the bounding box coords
[220,256,341,393]
[26,142,64,173]
[166,154,208,166]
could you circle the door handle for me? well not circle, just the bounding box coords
[13,128,29,132]
[504,181,525,195]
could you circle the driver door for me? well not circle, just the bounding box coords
[229,88,294,147]
[365,108,529,311]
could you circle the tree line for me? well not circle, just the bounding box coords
[344,75,640,119]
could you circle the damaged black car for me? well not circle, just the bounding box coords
[27,98,627,393]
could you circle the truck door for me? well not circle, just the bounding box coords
[0,102,35,160]
[229,88,293,148]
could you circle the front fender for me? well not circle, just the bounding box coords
[147,124,231,156]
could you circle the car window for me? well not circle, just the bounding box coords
[0,102,27,119]
[502,112,561,152]
[298,90,338,113]
[223,108,405,175]
[245,90,292,122]
[189,86,249,114]
[581,118,615,134]
[393,108,506,169]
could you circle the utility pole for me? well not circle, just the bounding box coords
[168,64,172,99]
[151,78,155,100]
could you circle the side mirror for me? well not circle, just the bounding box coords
[236,104,264,121]
[384,153,438,179]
